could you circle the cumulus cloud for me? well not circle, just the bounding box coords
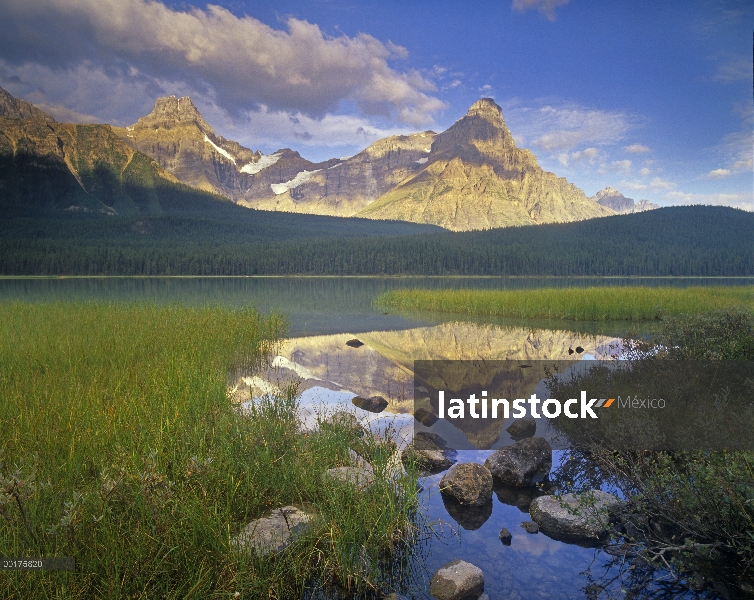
[625,143,650,153]
[0,0,443,126]
[707,168,731,179]
[557,147,600,167]
[512,0,569,21]
[639,167,651,176]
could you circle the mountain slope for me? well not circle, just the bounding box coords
[115,96,338,201]
[0,88,55,121]
[358,99,614,231]
[239,131,437,216]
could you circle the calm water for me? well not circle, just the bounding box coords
[5,276,745,599]
[1,276,750,336]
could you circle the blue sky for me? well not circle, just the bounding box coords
[0,0,751,208]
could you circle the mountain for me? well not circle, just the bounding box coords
[114,96,338,201]
[0,86,230,216]
[592,187,659,214]
[121,96,613,230]
[0,88,55,121]
[356,99,613,231]
[238,131,437,216]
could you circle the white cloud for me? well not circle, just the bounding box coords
[621,177,675,192]
[503,101,638,153]
[557,147,600,167]
[639,167,651,176]
[625,143,650,153]
[707,168,731,179]
[479,84,493,94]
[512,0,569,21]
[0,0,443,126]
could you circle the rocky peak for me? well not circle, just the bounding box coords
[0,86,55,121]
[595,187,623,200]
[429,97,528,170]
[132,95,213,133]
[466,98,504,122]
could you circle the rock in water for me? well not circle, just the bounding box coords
[506,415,536,438]
[429,559,485,600]
[440,463,493,506]
[351,395,388,413]
[484,437,552,487]
[232,506,313,556]
[520,520,539,534]
[499,528,512,545]
[413,407,439,426]
[529,490,621,545]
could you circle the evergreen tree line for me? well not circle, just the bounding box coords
[0,205,751,276]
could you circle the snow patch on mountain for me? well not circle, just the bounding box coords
[240,152,282,175]
[270,169,321,195]
[203,135,236,164]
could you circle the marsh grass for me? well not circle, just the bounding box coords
[0,302,420,598]
[376,286,754,321]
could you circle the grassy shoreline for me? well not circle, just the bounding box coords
[376,286,754,321]
[0,302,419,598]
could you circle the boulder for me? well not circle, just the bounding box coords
[505,415,536,438]
[402,432,457,473]
[345,339,364,348]
[351,395,388,413]
[429,559,485,600]
[529,490,621,545]
[484,437,552,487]
[232,505,313,556]
[440,463,492,507]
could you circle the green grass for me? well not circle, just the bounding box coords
[376,286,754,321]
[0,302,419,598]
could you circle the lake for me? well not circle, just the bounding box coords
[4,276,747,599]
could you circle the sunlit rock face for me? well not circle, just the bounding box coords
[239,131,438,217]
[234,322,619,449]
[121,95,612,230]
[358,98,614,230]
[116,95,335,200]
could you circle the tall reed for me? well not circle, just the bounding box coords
[375,286,754,321]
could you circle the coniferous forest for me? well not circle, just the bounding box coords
[0,160,752,276]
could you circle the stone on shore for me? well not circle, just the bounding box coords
[232,505,313,556]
